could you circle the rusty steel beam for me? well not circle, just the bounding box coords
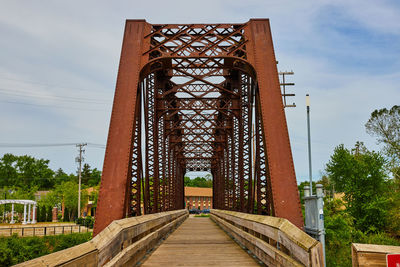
[94,19,303,236]
[93,20,151,235]
[245,19,303,228]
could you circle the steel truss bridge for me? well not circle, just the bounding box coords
[17,19,327,267]
[94,19,303,235]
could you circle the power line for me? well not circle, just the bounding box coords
[87,143,106,149]
[0,176,78,180]
[0,100,107,112]
[0,143,78,148]
[0,75,108,94]
[0,143,106,149]
[0,87,109,104]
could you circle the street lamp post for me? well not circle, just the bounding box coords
[306,94,313,195]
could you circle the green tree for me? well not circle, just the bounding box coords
[47,206,52,222]
[0,154,18,187]
[0,154,55,189]
[184,176,192,187]
[324,198,356,267]
[53,168,72,185]
[40,206,46,222]
[55,181,87,221]
[87,168,101,187]
[184,176,212,188]
[80,164,101,186]
[63,207,69,222]
[326,143,388,232]
[366,105,400,178]
[81,164,91,185]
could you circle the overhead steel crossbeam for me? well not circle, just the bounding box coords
[94,20,303,236]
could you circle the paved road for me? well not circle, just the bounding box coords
[141,217,260,266]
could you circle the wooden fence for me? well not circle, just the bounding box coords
[352,243,400,266]
[0,224,90,237]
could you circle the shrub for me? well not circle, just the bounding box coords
[0,232,92,266]
[76,216,94,229]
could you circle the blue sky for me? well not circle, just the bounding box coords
[0,0,399,183]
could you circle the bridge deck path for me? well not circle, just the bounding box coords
[141,216,260,266]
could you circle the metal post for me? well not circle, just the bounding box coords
[306,94,313,195]
[316,184,326,266]
[304,184,326,267]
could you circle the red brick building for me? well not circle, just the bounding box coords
[184,187,212,210]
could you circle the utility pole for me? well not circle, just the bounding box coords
[76,143,87,219]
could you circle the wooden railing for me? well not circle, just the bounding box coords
[210,209,324,267]
[0,224,90,237]
[15,209,188,267]
[352,243,400,266]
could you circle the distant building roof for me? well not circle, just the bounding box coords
[185,187,212,197]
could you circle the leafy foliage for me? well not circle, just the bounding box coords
[0,154,54,189]
[0,154,102,191]
[81,164,101,187]
[0,233,92,266]
[184,175,212,188]
[366,105,400,178]
[326,143,388,232]
[76,216,94,229]
[324,198,400,267]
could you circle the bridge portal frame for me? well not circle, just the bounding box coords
[94,19,303,235]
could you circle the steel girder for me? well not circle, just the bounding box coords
[94,19,303,236]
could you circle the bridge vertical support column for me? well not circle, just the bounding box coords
[245,19,303,228]
[93,20,151,236]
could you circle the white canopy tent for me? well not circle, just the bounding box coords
[0,199,37,224]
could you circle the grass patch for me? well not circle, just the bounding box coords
[194,214,210,218]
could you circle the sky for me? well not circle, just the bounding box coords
[0,0,399,183]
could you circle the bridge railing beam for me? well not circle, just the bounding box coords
[211,209,324,267]
[15,210,188,267]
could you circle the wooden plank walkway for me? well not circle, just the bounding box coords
[141,216,260,266]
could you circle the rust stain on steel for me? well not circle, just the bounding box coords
[94,19,303,236]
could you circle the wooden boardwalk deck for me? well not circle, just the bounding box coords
[141,216,260,266]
